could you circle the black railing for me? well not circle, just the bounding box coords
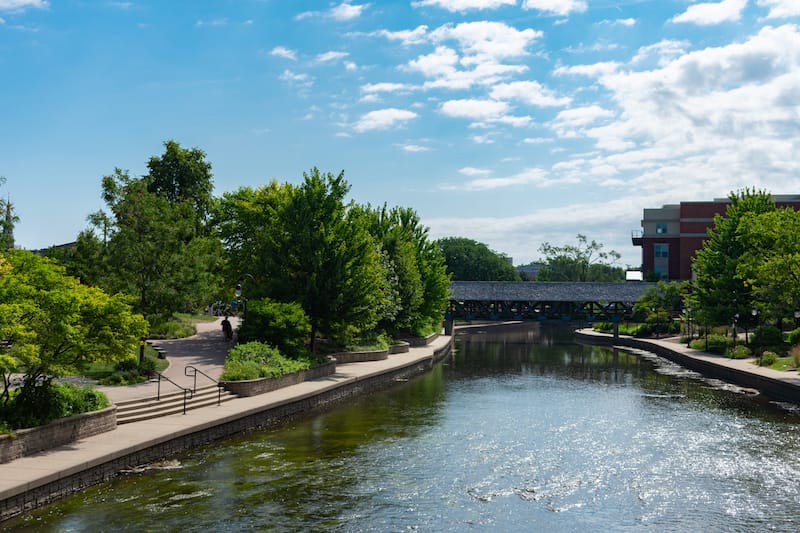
[155,372,193,414]
[185,365,224,406]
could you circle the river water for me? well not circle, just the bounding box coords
[7,323,800,532]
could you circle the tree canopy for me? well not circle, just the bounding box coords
[0,250,147,400]
[437,237,521,281]
[536,234,624,282]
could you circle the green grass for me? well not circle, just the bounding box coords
[766,356,792,372]
[175,312,220,322]
[81,345,167,383]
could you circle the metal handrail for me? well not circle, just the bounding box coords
[155,372,193,414]
[184,365,224,406]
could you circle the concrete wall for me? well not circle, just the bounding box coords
[575,331,800,404]
[220,360,336,397]
[0,407,117,464]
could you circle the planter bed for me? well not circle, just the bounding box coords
[389,341,410,354]
[221,359,336,397]
[0,406,117,464]
[332,349,389,364]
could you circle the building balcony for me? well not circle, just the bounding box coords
[631,230,643,246]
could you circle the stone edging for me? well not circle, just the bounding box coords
[389,341,410,354]
[575,331,800,404]
[331,349,388,363]
[398,332,439,347]
[220,360,337,397]
[0,406,117,464]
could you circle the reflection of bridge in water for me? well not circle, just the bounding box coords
[446,281,656,323]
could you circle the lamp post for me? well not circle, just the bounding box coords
[652,306,659,339]
[794,309,800,329]
[235,273,255,322]
[685,306,692,348]
[751,307,759,364]
[732,313,739,348]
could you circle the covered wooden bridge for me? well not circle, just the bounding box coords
[446,281,655,324]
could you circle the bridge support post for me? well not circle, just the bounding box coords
[613,321,620,339]
[444,319,455,336]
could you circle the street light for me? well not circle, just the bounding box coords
[733,313,739,348]
[235,273,255,322]
[685,306,692,348]
[794,309,800,329]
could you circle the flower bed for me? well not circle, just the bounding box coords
[221,359,336,397]
[0,406,117,464]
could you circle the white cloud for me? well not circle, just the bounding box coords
[317,51,349,62]
[490,80,572,107]
[453,167,551,191]
[440,98,509,120]
[522,137,553,144]
[400,144,431,152]
[429,21,543,61]
[361,82,415,94]
[0,0,47,11]
[671,0,748,25]
[553,61,620,77]
[551,105,614,137]
[372,25,429,46]
[270,46,297,60]
[412,0,516,11]
[354,108,418,132]
[521,0,587,16]
[632,40,691,66]
[459,166,492,176]
[330,2,369,21]
[279,70,313,89]
[0,16,4,23]
[758,0,800,19]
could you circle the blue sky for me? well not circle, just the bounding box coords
[2,0,799,267]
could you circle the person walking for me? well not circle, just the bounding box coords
[221,316,233,341]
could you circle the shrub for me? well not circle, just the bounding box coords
[752,325,784,348]
[221,341,318,381]
[759,351,778,367]
[345,331,391,352]
[689,334,732,355]
[791,345,800,369]
[138,356,157,375]
[787,328,800,347]
[726,345,752,359]
[0,381,110,430]
[148,316,196,339]
[237,299,311,358]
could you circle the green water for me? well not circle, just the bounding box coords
[7,323,800,531]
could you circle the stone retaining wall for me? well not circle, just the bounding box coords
[0,338,453,521]
[389,341,410,354]
[220,360,336,397]
[399,332,439,347]
[331,349,388,363]
[0,407,117,464]
[575,331,800,404]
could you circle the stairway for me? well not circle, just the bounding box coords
[115,384,238,424]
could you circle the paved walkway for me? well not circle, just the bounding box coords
[0,332,453,510]
[95,317,240,402]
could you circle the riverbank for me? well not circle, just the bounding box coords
[0,334,453,522]
[576,328,800,404]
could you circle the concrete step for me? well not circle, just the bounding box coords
[116,385,237,424]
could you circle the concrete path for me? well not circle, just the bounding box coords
[0,334,453,513]
[95,317,240,403]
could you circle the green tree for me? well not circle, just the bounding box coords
[146,140,214,229]
[271,169,387,352]
[536,234,624,282]
[633,280,688,334]
[736,207,800,324]
[438,237,521,281]
[0,177,18,250]
[0,250,147,406]
[92,169,222,320]
[692,189,775,327]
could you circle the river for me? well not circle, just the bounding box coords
[7,323,800,532]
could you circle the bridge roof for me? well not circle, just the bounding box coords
[449,281,656,303]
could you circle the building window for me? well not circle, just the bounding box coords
[654,244,669,258]
[656,223,668,234]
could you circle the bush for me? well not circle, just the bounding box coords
[791,345,800,369]
[148,316,196,339]
[345,331,391,352]
[752,325,784,348]
[689,334,732,355]
[221,341,319,381]
[787,328,800,346]
[726,344,752,359]
[237,299,311,358]
[759,351,778,367]
[0,381,110,430]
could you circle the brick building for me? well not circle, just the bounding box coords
[633,195,800,281]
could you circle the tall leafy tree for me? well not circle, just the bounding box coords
[536,234,624,282]
[692,189,775,327]
[438,237,520,281]
[0,177,18,250]
[146,140,214,229]
[271,169,387,352]
[736,207,800,323]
